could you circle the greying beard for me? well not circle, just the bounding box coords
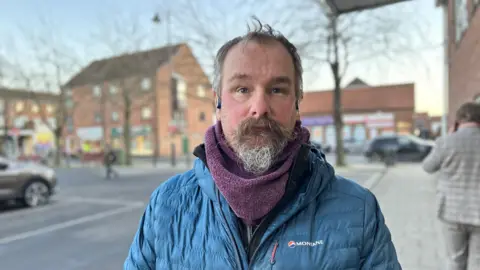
[235,139,288,175]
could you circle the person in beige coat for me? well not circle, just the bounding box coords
[423,102,480,270]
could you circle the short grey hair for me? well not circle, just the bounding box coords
[212,18,304,103]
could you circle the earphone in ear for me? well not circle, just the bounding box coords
[295,101,299,111]
[216,98,222,109]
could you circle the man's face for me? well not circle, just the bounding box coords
[217,40,298,174]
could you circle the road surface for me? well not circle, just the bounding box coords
[0,163,379,270]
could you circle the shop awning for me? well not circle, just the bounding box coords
[325,0,411,14]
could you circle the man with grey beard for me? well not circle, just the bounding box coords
[125,20,400,270]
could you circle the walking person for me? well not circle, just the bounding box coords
[422,102,480,270]
[104,144,119,179]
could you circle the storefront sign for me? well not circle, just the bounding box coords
[77,126,103,141]
[301,116,334,126]
[366,112,394,128]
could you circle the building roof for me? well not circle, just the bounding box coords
[325,0,411,14]
[299,82,415,115]
[345,77,370,89]
[0,87,59,102]
[65,44,183,88]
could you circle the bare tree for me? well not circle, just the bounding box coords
[169,0,312,79]
[5,17,84,166]
[295,0,430,166]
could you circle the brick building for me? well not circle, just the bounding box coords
[437,0,480,124]
[0,88,59,156]
[299,79,415,147]
[64,43,214,157]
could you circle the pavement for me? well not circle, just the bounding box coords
[0,155,437,270]
[370,163,445,270]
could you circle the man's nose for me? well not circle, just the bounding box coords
[249,91,270,118]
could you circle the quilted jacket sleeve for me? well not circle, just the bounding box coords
[124,191,158,270]
[360,191,402,270]
[422,137,445,174]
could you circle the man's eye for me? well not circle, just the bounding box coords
[271,88,284,94]
[236,87,249,94]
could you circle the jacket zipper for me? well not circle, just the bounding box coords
[215,188,244,269]
[270,241,279,265]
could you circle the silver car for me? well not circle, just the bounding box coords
[0,156,57,207]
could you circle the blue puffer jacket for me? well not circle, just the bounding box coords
[125,146,401,269]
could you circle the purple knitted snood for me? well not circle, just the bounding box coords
[204,120,310,225]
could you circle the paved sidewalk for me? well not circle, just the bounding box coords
[370,163,445,270]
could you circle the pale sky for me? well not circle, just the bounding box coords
[0,0,444,116]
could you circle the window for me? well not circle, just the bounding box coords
[475,94,480,103]
[94,112,102,123]
[197,85,206,98]
[31,104,39,113]
[46,104,54,113]
[111,111,119,121]
[14,116,27,128]
[47,118,57,128]
[141,107,152,119]
[397,136,411,147]
[199,112,206,122]
[109,85,118,94]
[93,85,102,97]
[65,99,74,108]
[0,99,4,114]
[177,79,187,108]
[141,78,151,91]
[455,0,468,42]
[66,117,74,132]
[16,101,24,112]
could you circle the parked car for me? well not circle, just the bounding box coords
[0,156,58,207]
[310,141,332,153]
[363,134,435,162]
[342,138,366,154]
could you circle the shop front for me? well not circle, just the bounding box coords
[110,125,153,156]
[301,112,396,146]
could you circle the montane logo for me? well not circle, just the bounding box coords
[288,240,324,248]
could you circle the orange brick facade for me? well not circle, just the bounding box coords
[443,0,480,124]
[68,44,214,157]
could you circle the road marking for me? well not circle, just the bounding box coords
[58,196,145,207]
[0,203,144,245]
[0,200,75,220]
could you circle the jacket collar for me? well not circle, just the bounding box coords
[193,143,334,208]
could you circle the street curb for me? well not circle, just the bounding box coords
[363,168,388,190]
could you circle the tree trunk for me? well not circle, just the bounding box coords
[330,14,346,167]
[54,127,62,167]
[123,95,132,166]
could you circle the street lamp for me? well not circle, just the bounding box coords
[152,10,175,166]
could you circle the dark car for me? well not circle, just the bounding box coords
[364,134,435,162]
[310,141,331,153]
[0,156,58,207]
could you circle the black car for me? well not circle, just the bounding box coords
[364,134,435,162]
[310,142,331,153]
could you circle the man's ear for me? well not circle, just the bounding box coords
[214,91,221,121]
[214,91,221,109]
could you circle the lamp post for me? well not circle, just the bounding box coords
[152,9,175,166]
